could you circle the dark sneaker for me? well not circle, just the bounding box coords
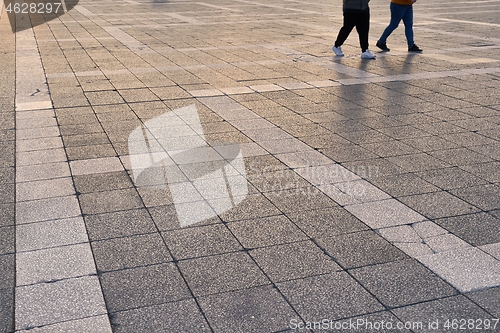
[408,44,423,52]
[376,41,390,51]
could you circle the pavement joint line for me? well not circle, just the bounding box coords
[14,12,112,332]
[197,95,500,293]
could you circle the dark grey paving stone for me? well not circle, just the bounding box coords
[263,187,338,214]
[0,288,14,333]
[449,184,500,211]
[351,259,457,308]
[244,155,288,176]
[460,162,500,183]
[250,241,341,283]
[74,171,133,194]
[59,123,104,136]
[84,208,157,241]
[0,227,14,255]
[247,169,311,193]
[344,311,413,333]
[393,295,494,333]
[66,144,117,160]
[111,299,210,333]
[62,133,111,147]
[277,272,384,321]
[360,140,420,157]
[228,215,308,249]
[401,135,461,152]
[370,173,439,197]
[435,213,500,246]
[149,204,222,231]
[399,191,480,220]
[320,144,379,163]
[342,158,406,180]
[467,286,500,317]
[100,263,191,312]
[387,153,450,173]
[219,193,282,222]
[429,147,493,166]
[317,230,408,269]
[0,167,14,185]
[198,285,298,333]
[0,254,14,290]
[0,204,14,228]
[92,233,172,272]
[162,224,242,260]
[178,252,269,296]
[415,167,487,190]
[79,188,144,214]
[287,207,369,239]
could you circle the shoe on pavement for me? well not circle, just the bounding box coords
[376,41,390,51]
[332,45,344,56]
[408,44,423,52]
[361,50,376,59]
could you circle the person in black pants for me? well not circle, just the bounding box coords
[332,0,376,59]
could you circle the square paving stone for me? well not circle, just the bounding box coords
[161,224,242,260]
[250,241,341,282]
[370,173,439,197]
[74,171,133,194]
[460,161,500,183]
[84,209,157,241]
[263,187,338,214]
[392,296,494,333]
[0,227,14,255]
[0,204,14,228]
[429,147,494,166]
[434,213,500,246]
[467,286,500,317]
[100,263,191,312]
[351,259,457,308]
[317,230,408,269]
[228,215,308,249]
[0,254,14,290]
[344,311,413,333]
[277,272,384,321]
[198,285,298,333]
[387,153,450,173]
[398,191,480,220]
[218,193,282,222]
[178,252,269,296]
[0,288,14,333]
[415,167,487,190]
[149,204,222,231]
[111,299,210,333]
[92,233,172,272]
[79,188,144,214]
[449,184,500,211]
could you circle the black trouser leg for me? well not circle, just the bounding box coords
[335,12,357,47]
[355,10,370,51]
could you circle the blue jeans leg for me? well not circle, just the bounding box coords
[402,5,414,46]
[378,3,410,43]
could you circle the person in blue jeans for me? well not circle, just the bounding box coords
[376,0,422,52]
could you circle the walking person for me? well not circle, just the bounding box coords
[376,0,422,52]
[332,0,376,59]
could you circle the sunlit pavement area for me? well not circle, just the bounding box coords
[1,0,500,331]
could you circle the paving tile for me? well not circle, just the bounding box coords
[264,187,338,214]
[386,153,450,172]
[344,311,413,332]
[84,209,157,241]
[415,167,487,190]
[467,286,500,317]
[16,195,81,224]
[351,259,457,308]
[460,161,500,183]
[228,215,308,249]
[277,272,384,321]
[16,177,75,201]
[198,285,297,333]
[429,147,493,166]
[318,230,408,269]
[393,296,494,333]
[16,162,70,182]
[417,246,500,292]
[218,193,282,222]
[74,171,133,194]
[0,227,15,255]
[15,276,107,330]
[449,184,500,211]
[370,173,439,197]
[92,233,172,272]
[480,242,500,260]
[70,157,123,176]
[26,315,112,333]
[111,299,209,333]
[435,213,500,246]
[100,263,191,312]
[178,252,269,296]
[0,288,14,333]
[250,241,341,282]
[16,148,67,166]
[0,254,14,290]
[79,188,144,215]
[162,224,242,260]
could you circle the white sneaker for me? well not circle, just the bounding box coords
[361,50,376,59]
[332,45,344,56]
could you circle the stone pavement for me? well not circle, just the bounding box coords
[1,0,500,331]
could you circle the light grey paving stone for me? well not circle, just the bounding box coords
[345,199,426,229]
[15,276,107,330]
[16,243,96,286]
[480,242,500,260]
[16,148,67,166]
[92,233,172,272]
[277,272,384,321]
[16,126,60,140]
[416,247,500,293]
[161,224,242,260]
[16,137,63,153]
[23,315,112,333]
[70,157,124,176]
[111,299,210,333]
[178,252,269,296]
[16,195,81,224]
[100,263,191,312]
[198,285,298,333]
[392,296,494,333]
[16,177,75,201]
[295,163,361,185]
[16,217,88,252]
[16,162,70,182]
[250,241,341,282]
